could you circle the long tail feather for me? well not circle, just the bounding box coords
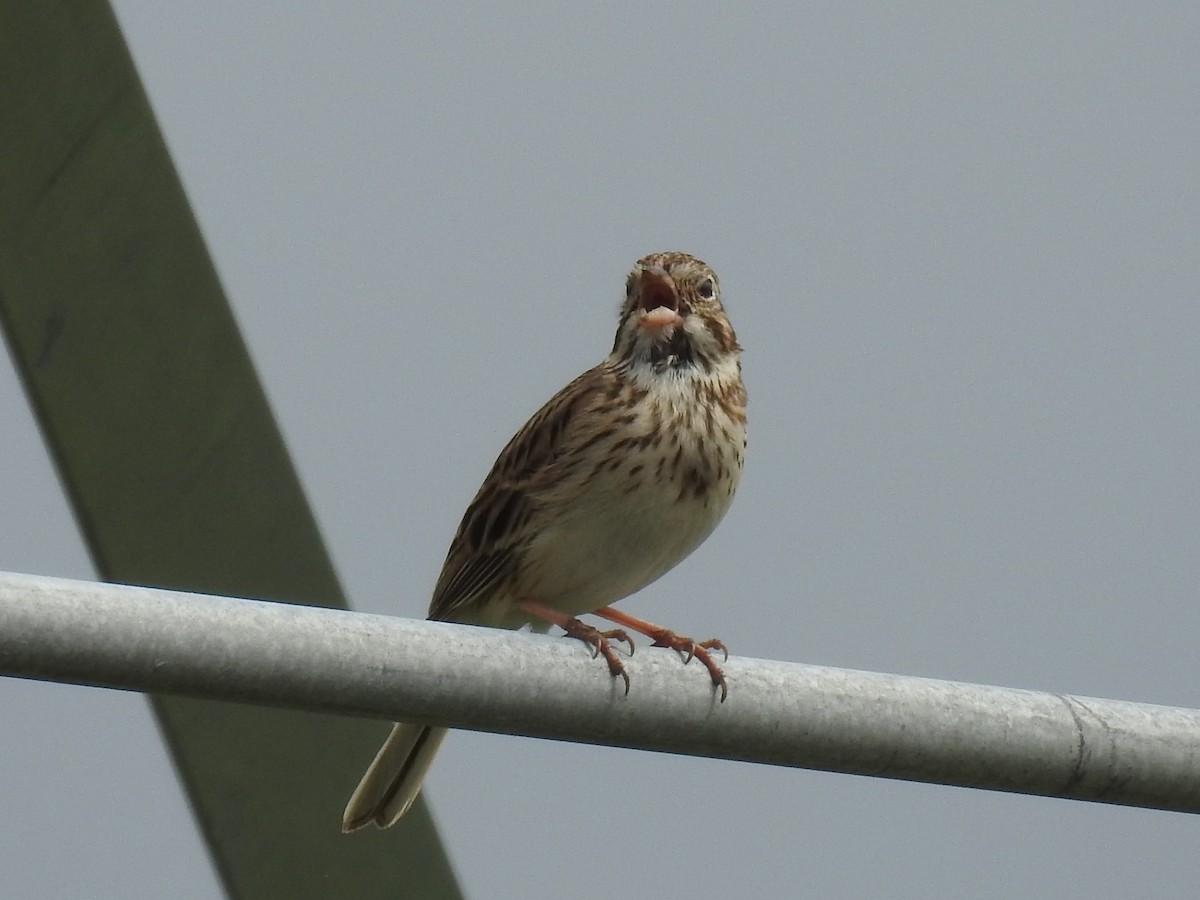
[342,724,449,831]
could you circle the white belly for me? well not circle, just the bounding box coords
[495,396,743,623]
[525,469,735,615]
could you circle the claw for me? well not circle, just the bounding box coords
[698,637,729,662]
[606,629,635,655]
[691,645,728,702]
[651,636,728,701]
[561,618,633,695]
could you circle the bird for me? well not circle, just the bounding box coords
[342,251,747,832]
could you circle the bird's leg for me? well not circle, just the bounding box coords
[591,606,728,702]
[517,599,634,695]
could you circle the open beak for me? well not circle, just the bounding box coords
[635,265,683,329]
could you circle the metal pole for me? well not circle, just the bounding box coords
[2,569,1198,814]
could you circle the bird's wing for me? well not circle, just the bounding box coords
[427,362,619,622]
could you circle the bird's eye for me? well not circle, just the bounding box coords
[697,278,715,299]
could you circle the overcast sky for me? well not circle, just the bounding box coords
[4,4,1199,898]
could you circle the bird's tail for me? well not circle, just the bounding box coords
[342,723,449,832]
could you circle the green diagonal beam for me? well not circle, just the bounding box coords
[0,4,461,898]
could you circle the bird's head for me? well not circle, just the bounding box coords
[612,251,740,376]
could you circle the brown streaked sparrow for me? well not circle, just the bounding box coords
[343,251,747,831]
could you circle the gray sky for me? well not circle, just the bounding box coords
[4,4,1199,898]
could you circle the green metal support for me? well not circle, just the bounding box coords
[0,4,462,897]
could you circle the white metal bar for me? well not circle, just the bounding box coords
[2,569,1197,813]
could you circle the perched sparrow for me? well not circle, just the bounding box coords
[342,251,747,832]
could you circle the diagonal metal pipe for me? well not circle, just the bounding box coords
[3,570,1198,815]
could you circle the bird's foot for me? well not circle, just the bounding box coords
[590,606,729,702]
[648,631,728,702]
[561,618,634,695]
